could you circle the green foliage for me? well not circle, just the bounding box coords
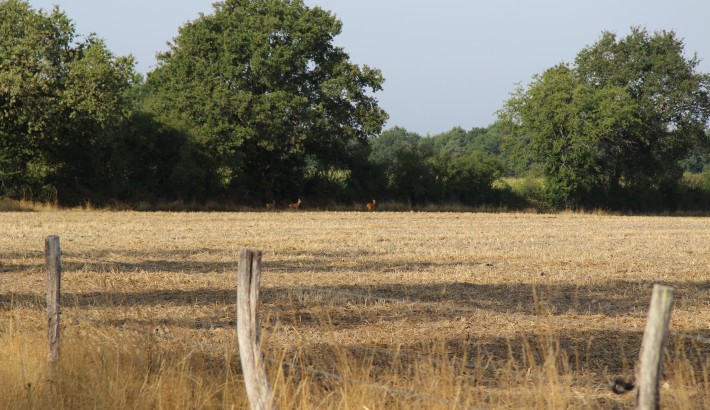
[680,128,710,173]
[368,127,434,203]
[0,0,69,200]
[434,152,502,205]
[0,1,211,206]
[501,28,710,210]
[500,177,546,206]
[0,1,139,203]
[4,3,709,213]
[367,126,505,206]
[102,111,210,202]
[145,0,388,202]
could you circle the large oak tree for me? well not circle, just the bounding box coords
[146,0,388,202]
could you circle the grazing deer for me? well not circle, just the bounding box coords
[366,199,377,212]
[265,200,276,210]
[289,198,302,210]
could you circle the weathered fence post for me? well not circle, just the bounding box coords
[237,249,275,410]
[45,235,61,380]
[635,284,674,410]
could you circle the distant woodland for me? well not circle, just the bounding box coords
[2,0,709,211]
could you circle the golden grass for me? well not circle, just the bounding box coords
[1,211,709,409]
[0,198,59,212]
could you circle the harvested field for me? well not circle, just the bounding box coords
[1,211,709,409]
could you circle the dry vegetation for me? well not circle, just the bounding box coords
[1,210,709,409]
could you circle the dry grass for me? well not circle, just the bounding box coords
[0,198,59,212]
[1,211,709,409]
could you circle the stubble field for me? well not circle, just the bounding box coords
[1,211,709,409]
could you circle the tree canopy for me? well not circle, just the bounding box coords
[0,0,141,203]
[367,127,503,206]
[146,0,388,202]
[501,28,710,210]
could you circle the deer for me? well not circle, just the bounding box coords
[289,198,302,210]
[265,200,276,210]
[366,199,377,212]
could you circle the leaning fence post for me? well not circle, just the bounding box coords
[635,284,674,410]
[237,249,275,410]
[45,235,61,380]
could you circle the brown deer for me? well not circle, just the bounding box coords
[289,198,302,210]
[265,200,276,210]
[366,199,377,212]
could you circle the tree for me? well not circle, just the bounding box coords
[368,127,436,203]
[428,126,498,158]
[102,109,210,203]
[0,0,139,203]
[438,152,502,205]
[500,28,710,210]
[146,0,388,202]
[680,127,710,173]
[368,126,505,206]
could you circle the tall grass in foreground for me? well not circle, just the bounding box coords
[2,309,707,409]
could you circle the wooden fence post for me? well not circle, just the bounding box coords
[237,249,275,410]
[635,284,674,410]
[45,235,61,379]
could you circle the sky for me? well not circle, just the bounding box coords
[27,0,710,135]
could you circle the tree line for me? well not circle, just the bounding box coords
[1,0,709,211]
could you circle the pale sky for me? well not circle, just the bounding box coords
[27,0,710,135]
